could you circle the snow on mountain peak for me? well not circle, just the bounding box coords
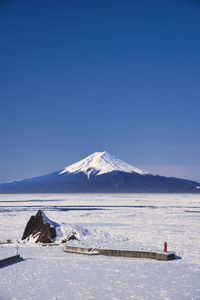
[59,151,146,178]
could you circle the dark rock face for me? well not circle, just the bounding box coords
[22,210,57,243]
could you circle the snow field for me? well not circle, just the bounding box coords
[0,193,200,299]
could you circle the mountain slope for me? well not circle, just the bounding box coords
[0,151,199,193]
[60,151,146,178]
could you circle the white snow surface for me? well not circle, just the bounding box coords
[60,151,146,178]
[1,193,200,300]
[41,210,58,228]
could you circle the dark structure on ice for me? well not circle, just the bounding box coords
[22,210,58,243]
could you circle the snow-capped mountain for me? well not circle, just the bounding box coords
[0,151,199,193]
[60,151,146,178]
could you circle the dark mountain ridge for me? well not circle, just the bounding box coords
[0,170,199,193]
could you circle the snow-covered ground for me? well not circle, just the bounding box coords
[0,193,200,300]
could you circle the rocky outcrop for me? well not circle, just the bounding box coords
[22,210,58,243]
[66,230,78,241]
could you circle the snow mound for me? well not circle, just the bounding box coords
[56,223,130,249]
[60,151,146,178]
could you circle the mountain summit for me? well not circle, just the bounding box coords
[60,151,146,178]
[0,151,199,193]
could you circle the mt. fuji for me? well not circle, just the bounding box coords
[0,151,199,193]
[60,151,146,178]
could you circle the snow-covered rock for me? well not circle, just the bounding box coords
[22,210,59,243]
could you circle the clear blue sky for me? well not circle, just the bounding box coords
[1,0,200,182]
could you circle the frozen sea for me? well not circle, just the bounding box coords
[0,193,200,300]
